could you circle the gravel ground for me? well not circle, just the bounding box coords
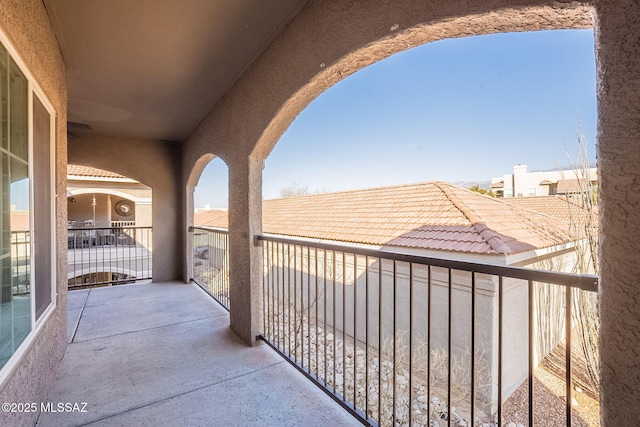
[503,364,600,426]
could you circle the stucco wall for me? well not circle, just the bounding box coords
[68,133,182,282]
[594,1,640,424]
[67,193,111,225]
[0,1,68,426]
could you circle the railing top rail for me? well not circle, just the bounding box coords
[192,226,229,234]
[68,226,152,231]
[256,233,599,292]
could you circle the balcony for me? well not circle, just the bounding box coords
[42,282,359,426]
[189,228,599,426]
[2,2,638,426]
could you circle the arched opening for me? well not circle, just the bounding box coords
[192,156,229,214]
[180,3,597,350]
[187,155,229,306]
[257,28,597,425]
[66,164,153,288]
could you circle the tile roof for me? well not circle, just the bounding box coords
[67,165,130,180]
[503,195,598,232]
[194,209,229,229]
[195,182,575,256]
[557,178,594,194]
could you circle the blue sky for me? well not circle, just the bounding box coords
[195,29,597,209]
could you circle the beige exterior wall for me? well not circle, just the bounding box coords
[135,202,153,228]
[68,133,181,283]
[595,1,640,423]
[0,1,68,426]
[493,164,598,198]
[67,193,111,225]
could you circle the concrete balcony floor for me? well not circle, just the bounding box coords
[39,282,359,426]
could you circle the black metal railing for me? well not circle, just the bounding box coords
[10,231,30,296]
[67,226,152,289]
[192,226,229,310]
[257,234,599,427]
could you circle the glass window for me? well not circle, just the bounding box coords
[0,44,30,368]
[0,38,54,373]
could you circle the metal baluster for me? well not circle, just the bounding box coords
[315,247,319,380]
[331,251,338,393]
[354,253,358,409]
[324,248,328,385]
[263,238,267,342]
[471,272,476,427]
[427,265,432,425]
[287,243,292,356]
[409,262,413,427]
[378,257,383,426]
[308,246,312,374]
[448,268,452,427]
[529,279,534,427]
[365,255,369,421]
[294,245,298,363]
[393,259,397,426]
[342,251,346,400]
[276,242,281,350]
[498,276,503,427]
[566,285,572,426]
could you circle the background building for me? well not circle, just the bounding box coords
[491,164,597,198]
[67,165,152,228]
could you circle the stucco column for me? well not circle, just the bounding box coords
[227,155,263,345]
[185,187,195,282]
[595,2,640,425]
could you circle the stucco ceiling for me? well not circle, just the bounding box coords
[44,0,308,142]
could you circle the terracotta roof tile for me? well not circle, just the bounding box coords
[504,195,598,232]
[194,182,574,255]
[194,209,229,229]
[557,178,594,194]
[67,164,129,180]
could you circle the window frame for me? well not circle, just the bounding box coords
[0,26,58,387]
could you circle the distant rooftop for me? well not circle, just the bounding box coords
[67,165,136,182]
[194,209,229,229]
[556,178,595,194]
[196,182,575,256]
[505,195,598,229]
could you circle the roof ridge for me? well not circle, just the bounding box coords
[433,181,481,224]
[264,181,436,202]
[67,164,130,180]
[434,181,513,254]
